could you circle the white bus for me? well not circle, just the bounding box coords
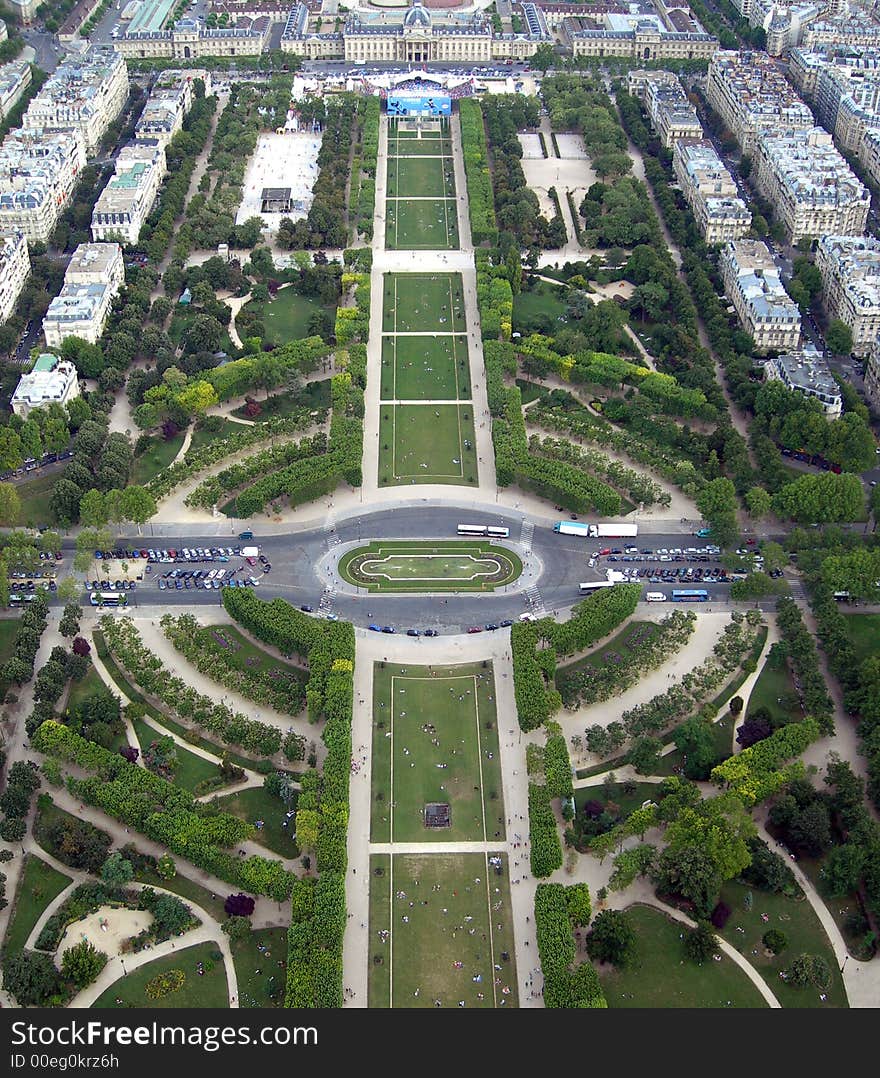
[90,592,128,607]
[457,524,510,538]
[578,581,618,593]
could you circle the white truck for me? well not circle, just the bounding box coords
[241,546,260,558]
[553,522,638,539]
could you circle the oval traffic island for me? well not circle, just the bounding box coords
[338,540,522,593]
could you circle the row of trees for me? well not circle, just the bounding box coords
[534,883,606,1007]
[161,614,306,715]
[775,596,835,733]
[459,99,498,246]
[711,718,821,806]
[355,98,380,241]
[98,616,284,756]
[528,781,564,877]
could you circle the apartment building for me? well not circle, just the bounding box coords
[91,141,166,245]
[764,344,843,416]
[0,127,87,243]
[24,46,129,155]
[803,16,880,49]
[11,354,80,418]
[815,234,880,353]
[790,43,880,99]
[707,50,813,156]
[627,69,702,147]
[134,77,194,149]
[752,127,869,242]
[560,4,718,61]
[0,61,32,123]
[0,230,30,325]
[672,139,752,242]
[719,238,802,351]
[865,334,880,410]
[42,241,124,347]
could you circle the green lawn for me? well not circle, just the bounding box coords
[195,622,306,689]
[796,854,874,961]
[130,714,223,793]
[516,379,551,405]
[188,418,245,455]
[387,153,455,199]
[370,661,505,844]
[231,379,330,420]
[388,127,452,156]
[368,852,518,1009]
[379,404,477,487]
[843,614,880,664]
[132,868,227,923]
[130,431,187,486]
[257,288,329,342]
[3,854,72,957]
[231,926,287,1008]
[513,279,570,336]
[4,472,58,527]
[91,942,229,1009]
[718,880,848,1008]
[0,617,21,697]
[556,620,658,692]
[63,665,130,753]
[385,198,459,250]
[382,273,466,333]
[574,781,662,820]
[600,904,768,1008]
[339,540,522,593]
[169,309,234,355]
[212,785,299,859]
[746,645,803,728]
[380,334,469,401]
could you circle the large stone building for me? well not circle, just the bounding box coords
[0,127,87,243]
[24,47,129,156]
[0,230,30,325]
[281,1,550,62]
[627,69,702,147]
[560,1,718,60]
[865,335,880,409]
[707,50,813,155]
[803,16,880,48]
[91,141,166,245]
[815,234,880,353]
[11,355,80,418]
[720,237,802,352]
[0,61,32,123]
[673,139,752,242]
[116,14,273,60]
[42,241,124,347]
[752,126,869,242]
[764,344,843,416]
[134,74,197,149]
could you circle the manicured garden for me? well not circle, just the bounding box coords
[379,404,478,486]
[746,646,803,728]
[91,943,229,1009]
[370,661,505,844]
[599,904,768,1009]
[3,854,72,957]
[339,540,522,593]
[129,431,187,487]
[386,153,455,200]
[513,279,570,336]
[368,852,518,1009]
[231,379,330,421]
[128,715,223,793]
[187,418,245,455]
[245,287,331,346]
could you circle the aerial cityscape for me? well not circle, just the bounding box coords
[0,0,878,1020]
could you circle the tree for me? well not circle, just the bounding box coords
[586,909,638,968]
[787,953,831,989]
[629,735,662,775]
[78,488,107,528]
[224,893,255,918]
[0,817,26,843]
[674,716,719,780]
[821,843,865,897]
[530,43,556,73]
[100,851,134,888]
[119,485,157,527]
[0,483,21,526]
[59,602,81,639]
[156,854,176,880]
[222,915,252,943]
[696,478,738,547]
[176,380,219,417]
[1,950,62,1006]
[762,928,788,955]
[745,486,772,521]
[825,319,853,356]
[684,921,718,964]
[772,472,865,524]
[49,478,85,527]
[60,939,107,989]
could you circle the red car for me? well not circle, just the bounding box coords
[598,548,611,556]
[746,538,756,545]
[467,626,483,634]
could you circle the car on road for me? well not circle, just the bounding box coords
[484,623,499,631]
[423,629,438,637]
[500,619,513,627]
[597,548,611,556]
[300,604,314,612]
[381,626,395,634]
[467,626,483,634]
[406,629,421,636]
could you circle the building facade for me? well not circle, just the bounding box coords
[116,15,272,59]
[91,141,166,245]
[0,127,87,243]
[0,61,32,123]
[815,233,880,353]
[764,344,843,416]
[134,75,195,149]
[865,334,880,410]
[673,138,752,242]
[627,69,702,147]
[752,126,869,242]
[0,230,29,325]
[11,355,80,418]
[720,237,802,351]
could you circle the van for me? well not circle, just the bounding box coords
[645,592,666,602]
[238,531,254,540]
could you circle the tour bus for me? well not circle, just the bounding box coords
[671,589,709,602]
[457,524,510,538]
[645,592,667,602]
[578,581,618,593]
[90,592,128,607]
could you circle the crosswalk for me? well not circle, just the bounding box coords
[525,584,546,618]
[318,586,336,617]
[520,520,534,552]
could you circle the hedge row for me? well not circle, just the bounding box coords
[334,272,370,346]
[459,99,498,245]
[775,596,835,734]
[528,782,563,877]
[535,883,606,1008]
[32,721,294,900]
[356,98,379,240]
[543,727,574,800]
[711,717,821,806]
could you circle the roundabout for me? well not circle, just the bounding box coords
[338,539,522,592]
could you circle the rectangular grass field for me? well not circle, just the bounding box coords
[370,661,506,843]
[379,403,477,486]
[382,272,466,333]
[386,154,455,200]
[380,334,469,401]
[385,197,459,250]
[368,852,518,1009]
